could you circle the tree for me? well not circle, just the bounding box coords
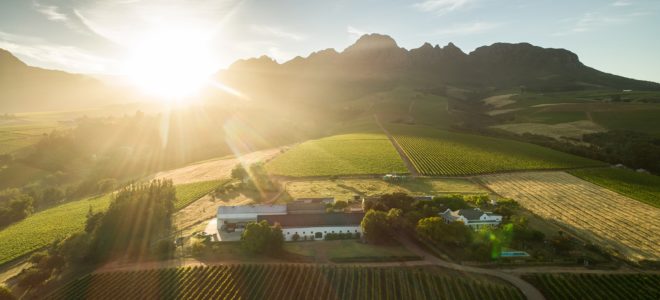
[231,164,248,181]
[88,180,176,261]
[361,210,393,244]
[432,195,470,211]
[241,220,283,255]
[363,193,415,213]
[416,217,472,247]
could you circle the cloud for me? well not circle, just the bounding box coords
[250,25,305,41]
[611,0,633,7]
[553,11,647,36]
[33,1,68,22]
[413,0,475,14]
[347,25,367,41]
[426,21,501,36]
[0,31,113,74]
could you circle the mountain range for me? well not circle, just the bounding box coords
[2,34,660,112]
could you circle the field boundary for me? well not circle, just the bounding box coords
[374,115,420,176]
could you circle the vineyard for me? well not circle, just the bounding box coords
[47,265,523,300]
[0,181,221,266]
[0,195,111,265]
[569,168,660,208]
[479,171,660,261]
[390,125,603,176]
[523,273,660,300]
[266,133,408,177]
[174,179,228,210]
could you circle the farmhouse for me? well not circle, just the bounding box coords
[439,208,502,230]
[258,213,364,241]
[217,204,287,233]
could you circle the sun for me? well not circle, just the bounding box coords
[123,29,217,100]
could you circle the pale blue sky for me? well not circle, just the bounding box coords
[1,0,659,83]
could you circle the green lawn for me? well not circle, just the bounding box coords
[0,194,112,265]
[391,124,604,176]
[265,133,408,177]
[569,168,660,208]
[326,240,416,259]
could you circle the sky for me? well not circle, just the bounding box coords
[1,0,659,83]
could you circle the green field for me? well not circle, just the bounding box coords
[283,240,417,262]
[523,273,660,300]
[0,180,223,266]
[48,265,524,300]
[174,180,228,210]
[390,125,604,176]
[569,168,660,208]
[265,133,407,177]
[0,195,112,265]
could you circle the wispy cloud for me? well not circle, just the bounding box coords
[425,21,501,36]
[611,0,633,7]
[250,25,305,41]
[0,31,113,74]
[413,0,475,14]
[347,25,367,41]
[553,11,647,36]
[33,1,68,22]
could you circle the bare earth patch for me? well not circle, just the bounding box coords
[174,194,254,233]
[152,147,283,185]
[479,171,660,262]
[482,94,517,108]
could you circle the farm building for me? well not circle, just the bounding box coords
[217,204,287,233]
[258,213,365,241]
[287,199,328,214]
[439,208,502,230]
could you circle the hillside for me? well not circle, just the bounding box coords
[0,49,123,113]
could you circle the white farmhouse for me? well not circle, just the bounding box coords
[217,204,287,233]
[258,213,365,241]
[439,208,502,230]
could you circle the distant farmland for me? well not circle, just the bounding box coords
[390,125,603,176]
[569,168,660,208]
[265,133,408,177]
[480,171,660,261]
[48,265,524,300]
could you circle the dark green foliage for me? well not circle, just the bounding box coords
[361,210,397,244]
[240,221,284,255]
[88,180,175,261]
[0,188,33,228]
[363,192,415,212]
[432,194,470,210]
[416,217,472,247]
[324,232,358,240]
[230,164,248,181]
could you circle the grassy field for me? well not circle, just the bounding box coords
[282,178,488,202]
[48,265,524,300]
[480,171,660,262]
[0,194,112,265]
[173,179,228,210]
[390,125,603,176]
[523,273,660,300]
[283,240,416,262]
[265,133,407,177]
[569,168,660,208]
[491,121,605,141]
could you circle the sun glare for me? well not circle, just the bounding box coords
[123,30,217,100]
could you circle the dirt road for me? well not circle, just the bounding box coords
[374,115,420,176]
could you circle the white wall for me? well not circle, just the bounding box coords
[282,225,362,241]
